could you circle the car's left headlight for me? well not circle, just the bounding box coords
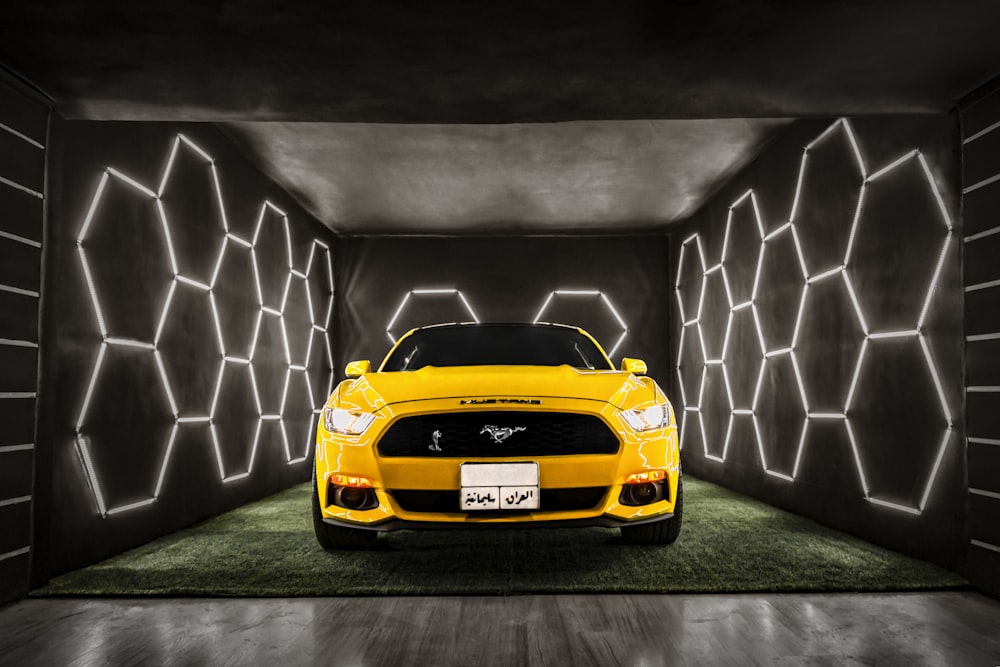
[620,403,673,432]
[322,407,376,435]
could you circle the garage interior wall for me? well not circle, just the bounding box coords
[333,235,671,380]
[961,80,1000,598]
[672,116,966,569]
[0,73,48,604]
[31,120,337,580]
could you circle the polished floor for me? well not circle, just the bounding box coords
[1,592,999,666]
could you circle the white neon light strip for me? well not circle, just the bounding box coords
[154,350,179,417]
[868,497,921,515]
[789,152,808,223]
[843,184,867,266]
[0,547,30,562]
[0,175,43,199]
[867,330,919,340]
[0,121,44,149]
[0,229,41,248]
[227,233,252,248]
[968,437,1000,446]
[866,150,918,183]
[917,233,951,328]
[964,224,1000,243]
[78,246,107,337]
[971,539,1000,553]
[0,283,39,298]
[107,167,157,199]
[967,386,1000,393]
[177,275,210,291]
[0,392,35,399]
[0,338,38,348]
[105,337,155,350]
[158,137,181,195]
[807,266,844,284]
[964,118,1000,144]
[76,343,107,430]
[106,498,156,516]
[82,171,109,243]
[967,332,1000,342]
[264,200,288,217]
[0,444,34,453]
[965,278,1000,293]
[155,199,180,277]
[763,222,791,241]
[918,428,952,510]
[458,291,480,323]
[963,172,1000,195]
[0,495,31,508]
[179,134,214,163]
[153,279,177,347]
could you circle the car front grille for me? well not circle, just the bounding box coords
[390,487,609,514]
[375,411,620,458]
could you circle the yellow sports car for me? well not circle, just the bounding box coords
[312,322,681,549]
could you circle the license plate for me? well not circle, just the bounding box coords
[460,463,539,511]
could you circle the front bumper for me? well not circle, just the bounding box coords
[315,397,680,531]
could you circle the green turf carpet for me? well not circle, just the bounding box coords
[34,477,966,596]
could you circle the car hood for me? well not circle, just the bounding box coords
[337,365,656,412]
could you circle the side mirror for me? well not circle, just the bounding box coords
[345,360,371,378]
[621,358,647,376]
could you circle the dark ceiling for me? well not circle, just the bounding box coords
[3,1,998,232]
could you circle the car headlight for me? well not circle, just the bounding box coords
[620,403,673,432]
[323,407,376,435]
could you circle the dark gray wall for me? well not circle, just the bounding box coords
[961,80,1000,598]
[334,235,671,386]
[33,121,336,579]
[0,73,48,604]
[671,116,966,568]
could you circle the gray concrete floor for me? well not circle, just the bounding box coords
[1,592,998,666]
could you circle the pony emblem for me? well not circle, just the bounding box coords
[480,425,526,444]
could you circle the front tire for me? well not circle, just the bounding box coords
[620,475,683,545]
[312,462,378,550]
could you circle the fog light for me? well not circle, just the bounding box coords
[326,473,379,510]
[619,481,664,506]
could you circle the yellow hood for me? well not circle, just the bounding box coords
[337,365,656,412]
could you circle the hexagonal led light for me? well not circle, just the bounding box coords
[385,288,480,344]
[674,118,956,514]
[74,133,334,517]
[532,289,629,358]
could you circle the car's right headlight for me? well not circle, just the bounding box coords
[619,403,673,432]
[322,407,376,435]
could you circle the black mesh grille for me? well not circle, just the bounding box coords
[390,487,608,513]
[376,411,620,458]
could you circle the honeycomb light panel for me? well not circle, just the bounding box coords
[532,289,630,358]
[674,118,955,515]
[74,133,335,517]
[385,288,480,343]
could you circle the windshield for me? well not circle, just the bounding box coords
[380,324,613,371]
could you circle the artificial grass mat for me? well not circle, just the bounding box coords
[34,477,966,596]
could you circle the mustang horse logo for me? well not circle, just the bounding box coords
[480,425,527,444]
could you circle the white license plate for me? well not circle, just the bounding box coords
[460,463,539,511]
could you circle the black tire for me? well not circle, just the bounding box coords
[312,462,378,550]
[620,476,683,545]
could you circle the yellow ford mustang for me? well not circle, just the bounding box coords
[312,322,681,549]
